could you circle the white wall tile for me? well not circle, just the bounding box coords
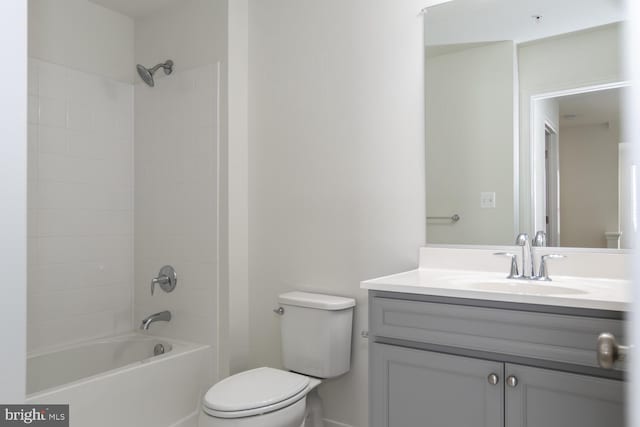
[38,61,67,99]
[67,69,101,106]
[37,209,132,237]
[28,96,39,123]
[36,235,132,265]
[27,59,134,353]
[29,257,132,294]
[28,309,130,351]
[27,125,39,185]
[67,100,94,130]
[38,96,66,127]
[38,125,67,154]
[28,60,39,95]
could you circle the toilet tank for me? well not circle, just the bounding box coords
[278,292,356,379]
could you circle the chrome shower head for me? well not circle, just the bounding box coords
[136,60,174,87]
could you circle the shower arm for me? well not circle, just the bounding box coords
[148,63,168,74]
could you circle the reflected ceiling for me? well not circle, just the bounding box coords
[424,0,624,45]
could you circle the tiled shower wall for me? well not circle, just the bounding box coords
[27,59,134,352]
[134,63,219,351]
[132,0,226,383]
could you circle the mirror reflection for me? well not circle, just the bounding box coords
[424,0,632,248]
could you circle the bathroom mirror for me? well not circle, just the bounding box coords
[424,0,632,248]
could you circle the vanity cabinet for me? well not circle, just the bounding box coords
[368,292,626,427]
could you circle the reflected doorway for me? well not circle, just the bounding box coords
[534,84,632,248]
[545,125,560,246]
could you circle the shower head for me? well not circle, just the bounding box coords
[136,60,174,87]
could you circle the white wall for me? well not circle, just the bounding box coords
[518,24,622,236]
[133,0,227,383]
[29,0,135,83]
[134,0,227,73]
[27,59,134,351]
[559,121,620,247]
[426,41,516,245]
[27,0,135,352]
[247,1,425,426]
[0,0,27,403]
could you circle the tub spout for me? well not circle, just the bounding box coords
[140,310,171,331]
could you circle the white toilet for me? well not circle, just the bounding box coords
[199,291,356,427]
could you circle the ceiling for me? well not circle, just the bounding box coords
[424,0,625,46]
[88,0,181,18]
[557,87,626,128]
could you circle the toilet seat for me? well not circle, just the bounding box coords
[202,367,310,419]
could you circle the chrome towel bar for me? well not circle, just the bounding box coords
[426,214,460,223]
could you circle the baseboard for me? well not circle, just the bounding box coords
[323,419,356,427]
[168,411,199,427]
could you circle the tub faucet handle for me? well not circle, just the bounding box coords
[151,265,177,296]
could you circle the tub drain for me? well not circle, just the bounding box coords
[154,343,165,356]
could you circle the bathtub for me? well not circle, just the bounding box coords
[26,334,213,427]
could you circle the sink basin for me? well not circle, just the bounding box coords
[469,281,588,296]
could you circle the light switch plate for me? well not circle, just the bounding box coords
[480,192,496,208]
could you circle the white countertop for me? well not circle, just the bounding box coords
[361,268,631,312]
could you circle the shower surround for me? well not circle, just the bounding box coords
[27,0,225,385]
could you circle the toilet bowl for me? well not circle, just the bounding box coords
[198,367,322,427]
[198,292,355,427]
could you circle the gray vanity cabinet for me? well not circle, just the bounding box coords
[505,364,625,427]
[371,343,503,427]
[368,291,626,427]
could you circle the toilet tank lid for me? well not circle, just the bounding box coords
[278,291,356,310]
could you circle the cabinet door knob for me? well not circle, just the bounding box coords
[487,373,499,385]
[506,375,518,388]
[597,332,629,369]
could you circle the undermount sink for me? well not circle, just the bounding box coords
[468,280,588,296]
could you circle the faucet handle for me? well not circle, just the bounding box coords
[537,254,566,281]
[494,252,519,279]
[151,275,168,296]
[150,265,177,296]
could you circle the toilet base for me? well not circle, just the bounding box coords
[302,388,324,427]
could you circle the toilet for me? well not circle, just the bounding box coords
[198,291,356,427]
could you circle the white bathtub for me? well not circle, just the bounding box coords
[26,334,213,427]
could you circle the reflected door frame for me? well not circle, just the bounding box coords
[529,80,630,240]
[544,123,560,246]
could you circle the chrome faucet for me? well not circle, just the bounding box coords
[140,311,172,331]
[496,231,565,281]
[515,232,534,279]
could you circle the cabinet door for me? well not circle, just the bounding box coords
[505,364,625,427]
[371,343,504,427]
